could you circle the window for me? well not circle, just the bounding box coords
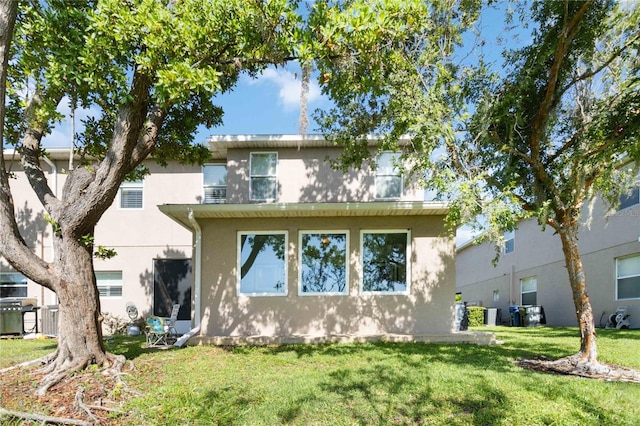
[119,180,143,209]
[0,272,27,298]
[493,290,500,302]
[617,254,640,300]
[238,231,287,296]
[299,231,349,295]
[375,152,402,199]
[503,230,515,254]
[520,276,537,305]
[250,153,277,201]
[96,271,123,298]
[203,164,227,204]
[361,230,410,294]
[619,186,639,210]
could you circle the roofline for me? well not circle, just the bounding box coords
[159,201,450,231]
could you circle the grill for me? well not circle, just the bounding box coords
[0,297,39,335]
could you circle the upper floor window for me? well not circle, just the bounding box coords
[119,180,143,209]
[96,271,123,298]
[0,272,27,298]
[503,230,515,254]
[619,186,639,210]
[520,276,537,305]
[299,231,349,295]
[616,254,640,300]
[375,152,402,199]
[203,164,227,204]
[361,230,410,294]
[250,153,278,201]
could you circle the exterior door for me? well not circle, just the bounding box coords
[153,259,192,334]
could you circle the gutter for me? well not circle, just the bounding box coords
[174,209,202,347]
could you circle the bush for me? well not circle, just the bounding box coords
[467,306,485,327]
[101,312,129,335]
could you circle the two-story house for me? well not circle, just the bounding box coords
[160,135,470,344]
[456,185,640,328]
[3,135,493,344]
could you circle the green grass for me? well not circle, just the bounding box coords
[2,327,639,425]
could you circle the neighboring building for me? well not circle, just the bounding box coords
[3,135,489,343]
[1,148,200,334]
[456,186,640,328]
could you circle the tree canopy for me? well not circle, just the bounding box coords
[315,0,640,375]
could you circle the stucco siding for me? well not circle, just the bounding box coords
[456,196,640,327]
[197,215,455,337]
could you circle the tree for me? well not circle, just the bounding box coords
[312,0,640,378]
[0,0,301,395]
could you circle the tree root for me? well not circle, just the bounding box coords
[517,355,640,383]
[74,387,101,424]
[0,407,93,426]
[0,351,57,375]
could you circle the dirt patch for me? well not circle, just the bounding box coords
[0,364,136,425]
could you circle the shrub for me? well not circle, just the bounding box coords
[467,306,485,327]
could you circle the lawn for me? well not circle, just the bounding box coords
[1,327,639,425]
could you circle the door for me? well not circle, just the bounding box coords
[153,259,192,334]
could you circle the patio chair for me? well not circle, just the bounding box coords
[145,304,180,347]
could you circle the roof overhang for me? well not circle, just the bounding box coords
[206,134,405,160]
[159,201,449,231]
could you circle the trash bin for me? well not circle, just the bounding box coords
[455,303,469,331]
[484,307,499,326]
[0,299,23,335]
[522,305,545,327]
[509,306,521,327]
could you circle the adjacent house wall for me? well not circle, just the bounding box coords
[1,155,200,326]
[456,196,640,327]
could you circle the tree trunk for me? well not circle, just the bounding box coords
[557,223,598,365]
[36,233,121,396]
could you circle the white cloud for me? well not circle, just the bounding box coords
[248,67,322,109]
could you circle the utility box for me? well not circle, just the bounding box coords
[41,305,59,336]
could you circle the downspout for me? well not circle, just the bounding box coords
[174,209,202,347]
[41,156,58,305]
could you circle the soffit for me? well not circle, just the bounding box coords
[206,134,380,160]
[159,201,449,230]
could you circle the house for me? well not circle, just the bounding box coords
[456,184,640,328]
[1,147,202,334]
[2,135,493,344]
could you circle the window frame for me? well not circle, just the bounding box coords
[374,151,403,200]
[118,180,144,210]
[298,230,350,296]
[0,272,28,298]
[360,229,411,295]
[520,276,537,305]
[202,163,227,204]
[95,271,123,298]
[237,230,288,297]
[249,152,278,202]
[616,254,640,301]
